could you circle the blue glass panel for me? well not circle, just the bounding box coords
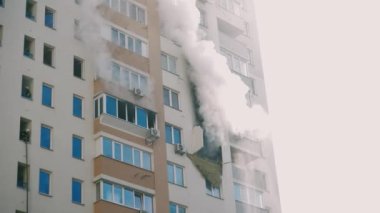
[165,124,172,144]
[144,195,153,213]
[124,188,134,207]
[175,166,184,186]
[134,149,141,167]
[42,85,52,107]
[114,185,122,204]
[106,96,117,117]
[173,127,181,145]
[134,192,142,209]
[72,180,82,203]
[114,143,121,161]
[142,152,151,170]
[73,96,82,117]
[163,88,170,106]
[40,126,51,149]
[72,136,82,159]
[45,9,54,28]
[123,144,133,164]
[102,182,112,201]
[179,206,186,213]
[103,137,113,158]
[39,170,50,194]
[136,107,147,128]
[167,164,174,183]
[169,203,177,213]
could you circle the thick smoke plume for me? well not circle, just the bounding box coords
[158,0,269,144]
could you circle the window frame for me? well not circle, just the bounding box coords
[17,162,29,190]
[40,124,52,150]
[43,43,55,67]
[72,178,83,204]
[44,7,55,29]
[72,135,83,160]
[73,94,83,118]
[25,0,37,21]
[23,35,35,59]
[234,182,264,208]
[165,123,182,145]
[167,162,184,186]
[110,27,148,57]
[21,75,33,100]
[73,56,84,79]
[161,52,177,73]
[206,179,221,198]
[163,87,180,110]
[39,169,51,196]
[41,83,53,107]
[169,202,186,213]
[101,137,152,171]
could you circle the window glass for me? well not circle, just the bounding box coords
[45,8,54,28]
[179,206,186,213]
[114,143,121,161]
[106,96,117,116]
[134,149,141,167]
[161,54,168,70]
[119,33,126,48]
[42,84,52,107]
[120,0,127,14]
[171,92,179,109]
[142,152,151,170]
[72,179,82,203]
[167,164,174,183]
[117,100,126,120]
[72,136,82,159]
[39,170,50,194]
[103,182,113,201]
[73,57,83,79]
[131,72,139,89]
[112,62,120,82]
[137,7,145,24]
[135,39,142,55]
[129,4,137,20]
[73,96,82,117]
[163,88,170,106]
[123,144,133,164]
[40,125,51,149]
[140,76,147,93]
[124,188,134,207]
[144,195,153,213]
[112,28,118,43]
[176,166,184,186]
[134,192,142,209]
[128,36,134,51]
[169,203,177,213]
[165,124,172,144]
[114,185,123,204]
[173,127,181,144]
[136,107,147,128]
[103,137,113,157]
[17,163,28,189]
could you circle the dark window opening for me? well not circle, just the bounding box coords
[25,0,36,20]
[127,102,135,123]
[17,163,28,189]
[23,36,34,59]
[147,111,156,129]
[43,44,54,66]
[19,117,31,143]
[73,57,83,79]
[118,100,126,120]
[21,75,33,99]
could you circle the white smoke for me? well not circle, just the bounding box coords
[158,0,270,144]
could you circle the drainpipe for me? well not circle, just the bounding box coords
[25,140,29,213]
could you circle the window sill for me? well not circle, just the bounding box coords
[72,156,84,161]
[17,186,28,191]
[21,96,33,101]
[164,105,181,112]
[41,146,53,151]
[72,201,84,206]
[73,115,84,120]
[206,193,223,200]
[74,76,85,81]
[42,104,54,109]
[43,63,55,69]
[45,26,56,30]
[26,16,36,22]
[24,54,34,60]
[168,182,186,188]
[39,192,52,197]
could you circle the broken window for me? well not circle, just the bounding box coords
[23,35,35,59]
[19,117,31,142]
[21,75,33,99]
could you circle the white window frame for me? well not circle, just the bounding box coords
[110,27,148,57]
[161,52,177,73]
[72,178,83,204]
[234,182,264,208]
[167,162,184,186]
[163,87,180,110]
[111,61,148,92]
[206,179,221,198]
[165,123,182,145]
[40,124,53,150]
[105,0,147,25]
[221,48,248,76]
[170,202,187,213]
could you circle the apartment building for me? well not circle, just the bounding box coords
[0,0,280,213]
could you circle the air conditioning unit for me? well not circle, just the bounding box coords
[149,128,160,138]
[133,88,144,97]
[174,144,185,155]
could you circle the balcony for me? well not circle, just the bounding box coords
[236,201,270,213]
[216,3,245,37]
[94,200,141,213]
[230,139,262,166]
[94,156,155,189]
[219,32,249,60]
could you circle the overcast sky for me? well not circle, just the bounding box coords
[254,0,380,212]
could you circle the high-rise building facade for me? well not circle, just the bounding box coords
[0,0,280,213]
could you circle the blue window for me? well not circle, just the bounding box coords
[72,136,82,159]
[45,7,54,28]
[123,144,133,164]
[39,170,50,195]
[72,179,82,204]
[142,152,151,170]
[42,84,52,107]
[165,123,181,145]
[40,125,51,149]
[134,149,141,167]
[106,96,117,117]
[103,137,113,158]
[167,163,184,186]
[103,182,112,201]
[114,143,121,161]
[170,202,186,213]
[73,95,83,118]
[114,185,122,204]
[124,188,134,207]
[136,107,147,128]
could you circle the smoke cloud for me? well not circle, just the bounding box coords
[158,0,269,144]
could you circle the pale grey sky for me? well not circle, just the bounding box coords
[255,0,380,212]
